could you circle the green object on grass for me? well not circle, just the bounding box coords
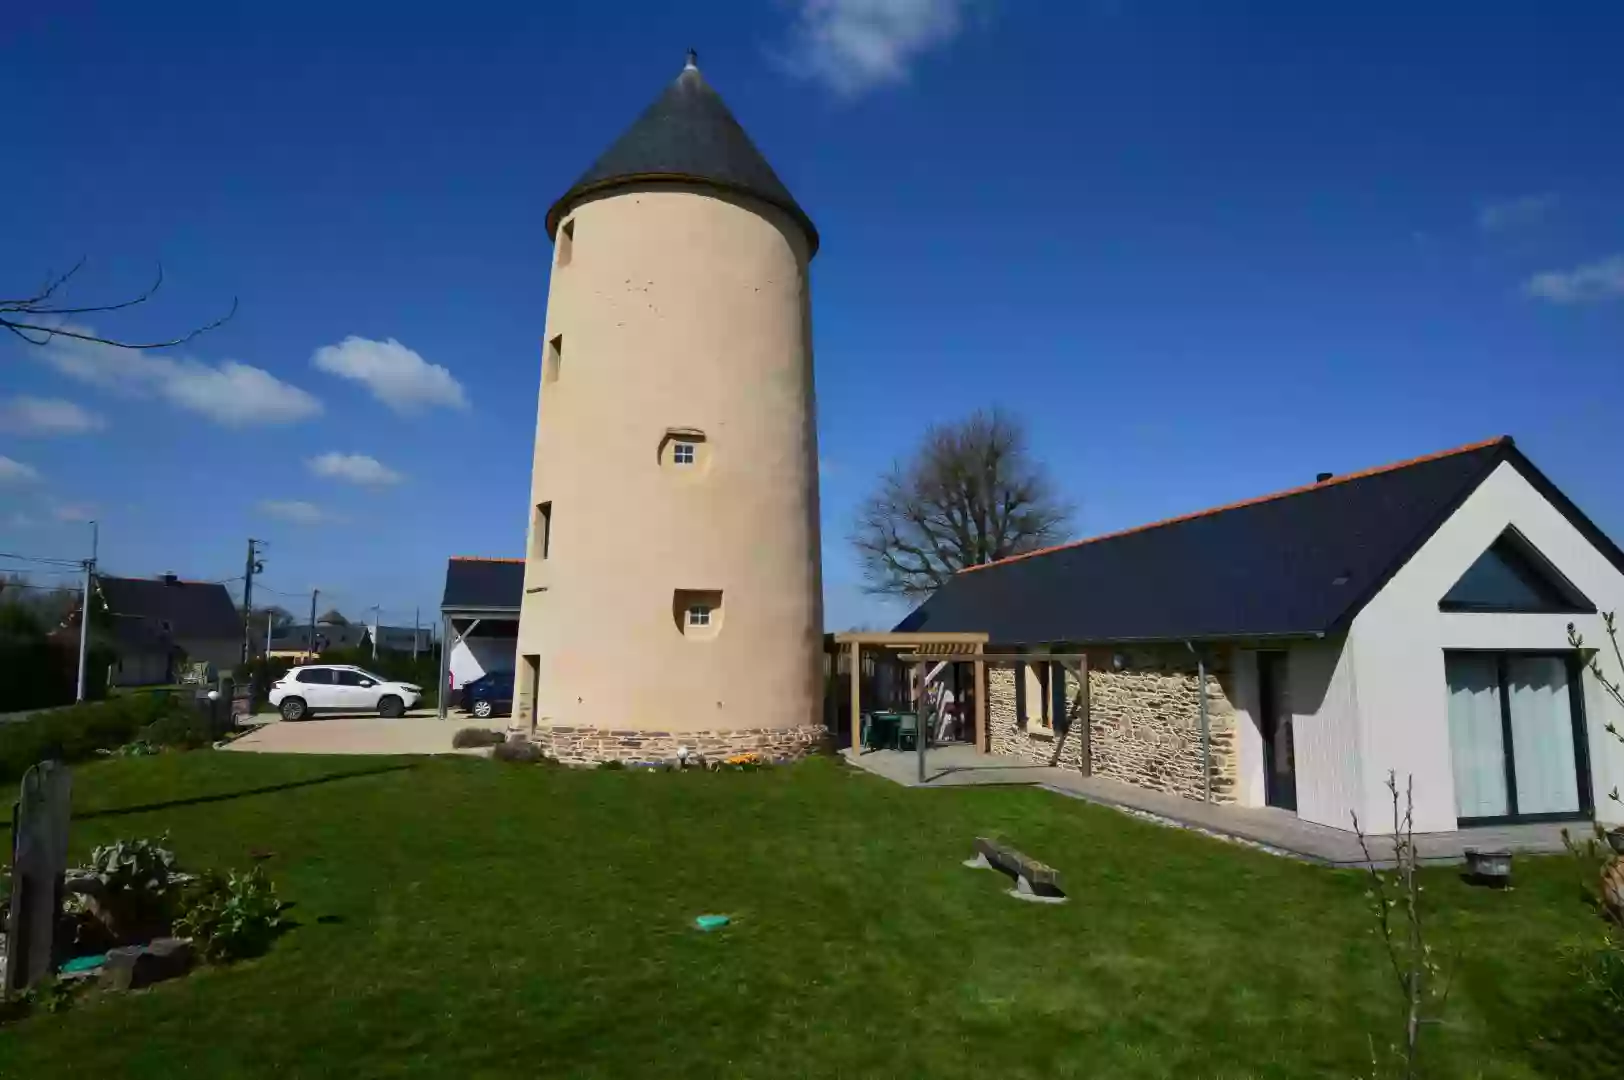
[60,954,106,974]
[694,914,730,931]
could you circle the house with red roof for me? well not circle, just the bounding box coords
[900,437,1624,835]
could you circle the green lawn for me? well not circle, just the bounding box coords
[1,752,1618,1078]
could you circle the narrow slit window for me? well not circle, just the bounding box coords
[557,219,574,267]
[535,501,553,560]
[544,335,563,385]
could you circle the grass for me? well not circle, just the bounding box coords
[1,751,1620,1078]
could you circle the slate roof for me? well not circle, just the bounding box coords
[267,624,370,652]
[97,575,240,641]
[545,53,817,253]
[441,558,524,613]
[896,437,1624,645]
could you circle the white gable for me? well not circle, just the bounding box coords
[1345,459,1624,831]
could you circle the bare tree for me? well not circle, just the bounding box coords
[2,258,236,350]
[241,605,296,630]
[1568,613,1623,809]
[851,407,1073,599]
[1352,772,1455,1080]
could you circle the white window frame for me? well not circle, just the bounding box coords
[673,441,696,465]
[686,604,711,627]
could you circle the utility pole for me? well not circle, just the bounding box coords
[412,606,420,662]
[240,538,264,665]
[369,605,380,661]
[308,589,319,663]
[75,520,98,702]
[264,611,273,657]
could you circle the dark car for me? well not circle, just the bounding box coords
[460,670,514,720]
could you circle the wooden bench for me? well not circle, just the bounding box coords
[970,837,1066,900]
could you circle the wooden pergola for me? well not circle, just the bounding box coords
[831,631,990,753]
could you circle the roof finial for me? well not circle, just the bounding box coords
[684,48,698,71]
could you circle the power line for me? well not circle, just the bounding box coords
[0,551,84,568]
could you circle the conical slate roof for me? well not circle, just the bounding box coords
[546,52,818,254]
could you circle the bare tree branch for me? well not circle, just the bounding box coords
[849,407,1074,599]
[2,260,237,351]
[0,257,87,308]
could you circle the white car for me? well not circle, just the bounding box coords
[269,665,422,721]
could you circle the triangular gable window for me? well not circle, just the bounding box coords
[1439,527,1594,613]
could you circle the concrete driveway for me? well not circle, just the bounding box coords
[225,710,506,756]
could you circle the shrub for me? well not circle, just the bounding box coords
[0,693,193,783]
[174,867,283,962]
[492,739,542,764]
[452,726,506,749]
[83,834,180,943]
[140,703,220,750]
[1568,932,1624,1018]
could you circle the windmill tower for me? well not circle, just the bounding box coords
[514,52,823,762]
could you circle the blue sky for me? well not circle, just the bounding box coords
[3,2,1623,631]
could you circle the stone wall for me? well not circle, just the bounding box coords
[529,724,828,766]
[986,646,1238,804]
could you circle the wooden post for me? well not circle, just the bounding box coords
[4,762,72,994]
[848,641,862,753]
[915,661,928,784]
[974,650,988,752]
[1079,652,1091,775]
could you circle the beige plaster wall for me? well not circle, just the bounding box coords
[515,185,823,737]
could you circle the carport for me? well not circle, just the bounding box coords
[438,557,523,720]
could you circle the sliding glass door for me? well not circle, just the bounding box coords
[1445,652,1591,824]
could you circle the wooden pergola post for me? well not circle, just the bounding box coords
[974,645,988,751]
[848,640,862,752]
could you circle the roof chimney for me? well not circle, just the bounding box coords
[1315,472,1334,484]
[162,571,179,585]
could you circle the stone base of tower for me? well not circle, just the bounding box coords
[528,723,828,766]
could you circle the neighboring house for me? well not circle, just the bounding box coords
[371,623,435,654]
[266,620,370,659]
[899,437,1624,835]
[439,557,521,710]
[95,573,243,686]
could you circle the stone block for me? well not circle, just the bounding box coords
[99,938,193,992]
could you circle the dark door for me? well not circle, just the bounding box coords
[1257,651,1297,811]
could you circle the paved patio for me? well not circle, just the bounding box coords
[843,744,1581,867]
[226,713,504,756]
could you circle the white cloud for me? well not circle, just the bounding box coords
[0,396,105,436]
[50,502,95,523]
[1477,193,1558,233]
[311,336,468,414]
[307,452,404,486]
[257,500,330,525]
[776,0,970,96]
[160,360,322,425]
[32,326,322,426]
[0,456,42,484]
[1524,254,1624,304]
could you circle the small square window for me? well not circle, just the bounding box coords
[673,442,696,465]
[673,588,722,636]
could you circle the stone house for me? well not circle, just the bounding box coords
[899,436,1624,835]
